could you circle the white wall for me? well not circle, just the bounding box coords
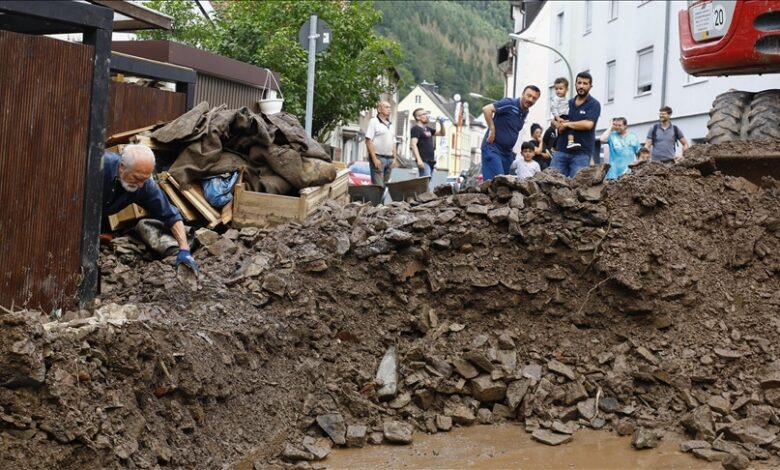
[511,0,779,144]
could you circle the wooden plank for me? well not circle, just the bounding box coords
[220,199,233,225]
[158,176,200,222]
[164,173,220,226]
[107,203,147,231]
[106,124,156,146]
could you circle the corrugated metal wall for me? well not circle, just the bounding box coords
[0,31,93,311]
[195,73,264,110]
[107,81,187,136]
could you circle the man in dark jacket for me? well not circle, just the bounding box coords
[103,144,198,271]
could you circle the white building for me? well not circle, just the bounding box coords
[506,0,779,145]
[396,83,473,176]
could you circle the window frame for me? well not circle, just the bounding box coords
[584,1,593,35]
[609,0,619,21]
[635,46,654,96]
[606,60,616,103]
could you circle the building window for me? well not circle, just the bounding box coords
[414,95,421,104]
[606,60,616,103]
[609,0,618,20]
[636,47,653,94]
[584,1,593,34]
[555,12,564,47]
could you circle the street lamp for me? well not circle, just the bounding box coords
[508,33,574,99]
[468,92,499,102]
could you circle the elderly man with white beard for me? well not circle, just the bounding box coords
[102,144,198,271]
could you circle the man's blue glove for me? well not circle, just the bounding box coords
[176,249,199,272]
[437,116,447,124]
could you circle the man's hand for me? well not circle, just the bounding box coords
[416,158,424,169]
[371,157,381,171]
[554,120,567,132]
[487,127,496,144]
[437,116,447,124]
[176,249,199,272]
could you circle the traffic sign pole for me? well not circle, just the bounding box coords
[304,14,318,137]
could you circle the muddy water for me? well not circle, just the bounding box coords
[324,425,719,470]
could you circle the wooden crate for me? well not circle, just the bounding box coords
[233,169,349,227]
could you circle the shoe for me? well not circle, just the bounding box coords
[566,141,581,150]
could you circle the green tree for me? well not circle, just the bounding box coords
[139,0,401,140]
[135,0,210,47]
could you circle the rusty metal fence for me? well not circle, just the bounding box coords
[0,30,94,311]
[107,81,187,136]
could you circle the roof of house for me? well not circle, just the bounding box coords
[417,84,458,121]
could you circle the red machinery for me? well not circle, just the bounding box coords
[680,0,780,76]
[678,0,780,152]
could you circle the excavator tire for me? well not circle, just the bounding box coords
[746,89,780,141]
[705,91,753,143]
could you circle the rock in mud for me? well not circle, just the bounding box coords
[680,440,711,452]
[463,351,494,373]
[631,427,661,450]
[346,425,367,448]
[383,421,413,444]
[477,408,493,424]
[315,414,346,445]
[435,415,453,432]
[547,359,576,380]
[724,419,777,445]
[577,398,597,421]
[722,452,750,470]
[376,346,398,401]
[506,379,530,410]
[452,358,479,379]
[281,444,315,462]
[692,448,730,462]
[531,429,573,446]
[470,375,507,402]
[447,404,476,425]
[302,437,332,459]
[682,406,716,440]
[367,432,384,445]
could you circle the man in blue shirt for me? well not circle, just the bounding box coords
[103,145,198,271]
[550,72,601,178]
[481,85,541,181]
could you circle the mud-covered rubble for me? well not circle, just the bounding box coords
[2,157,780,469]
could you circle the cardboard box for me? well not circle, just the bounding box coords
[232,169,349,227]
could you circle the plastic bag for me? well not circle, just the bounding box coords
[202,171,239,208]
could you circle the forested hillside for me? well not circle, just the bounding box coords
[374,0,511,106]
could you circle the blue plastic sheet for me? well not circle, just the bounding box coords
[202,172,239,208]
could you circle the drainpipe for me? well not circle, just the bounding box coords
[660,0,671,108]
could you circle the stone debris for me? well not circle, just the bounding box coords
[376,346,398,401]
[383,421,413,445]
[315,414,346,446]
[631,427,661,450]
[531,429,573,446]
[5,151,780,468]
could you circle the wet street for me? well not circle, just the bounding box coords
[324,425,720,469]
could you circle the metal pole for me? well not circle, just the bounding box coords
[304,14,318,137]
[510,34,574,99]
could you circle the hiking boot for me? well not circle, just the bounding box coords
[566,141,581,150]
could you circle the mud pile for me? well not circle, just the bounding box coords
[1,157,780,469]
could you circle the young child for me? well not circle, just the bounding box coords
[510,142,541,179]
[637,147,651,162]
[550,77,580,150]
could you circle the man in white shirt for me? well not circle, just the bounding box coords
[365,100,397,186]
[510,141,541,179]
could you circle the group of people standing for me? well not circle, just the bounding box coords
[364,71,689,187]
[480,72,689,182]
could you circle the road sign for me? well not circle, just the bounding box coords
[298,18,332,53]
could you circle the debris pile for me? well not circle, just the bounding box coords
[107,102,344,231]
[1,157,780,469]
